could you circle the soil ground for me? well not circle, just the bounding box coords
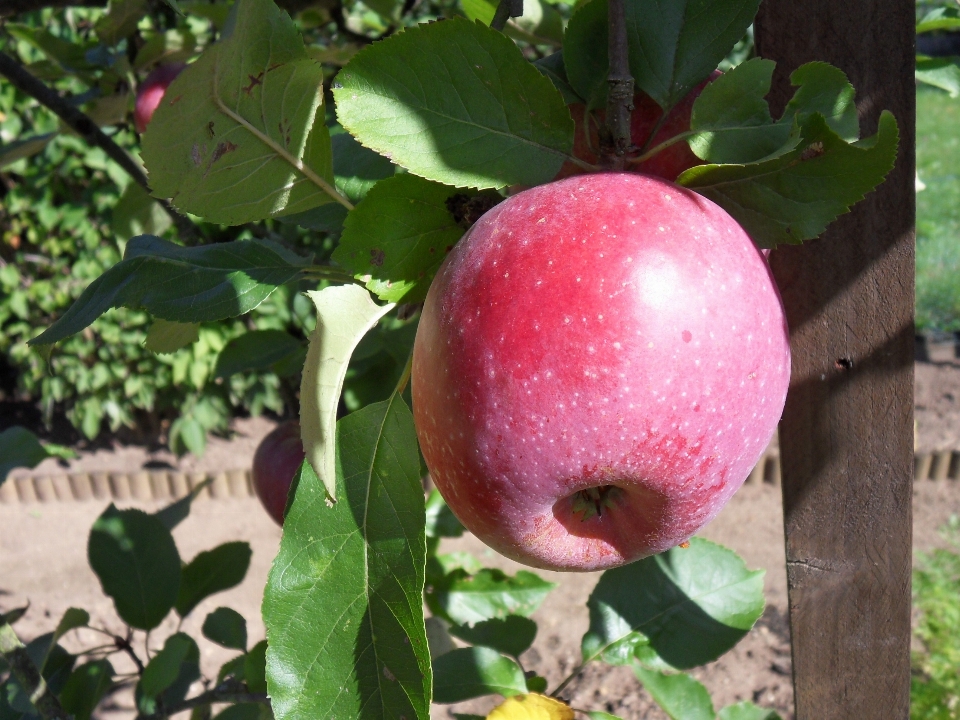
[3,361,960,719]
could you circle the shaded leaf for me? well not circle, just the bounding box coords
[917,6,960,33]
[680,111,899,248]
[142,0,338,224]
[424,489,465,539]
[95,0,149,46]
[429,569,556,627]
[155,477,212,531]
[0,427,50,485]
[263,395,429,720]
[447,616,537,659]
[534,51,583,105]
[52,609,89,646]
[112,183,172,243]
[299,284,394,500]
[335,17,573,189]
[31,236,310,345]
[717,701,783,720]
[59,660,114,720]
[330,131,396,202]
[562,0,609,107]
[244,640,267,694]
[916,56,960,98]
[0,134,56,170]
[332,174,467,303]
[632,668,714,720]
[88,505,181,630]
[136,634,199,716]
[176,541,252,617]
[145,320,200,354]
[202,607,247,651]
[214,330,304,378]
[582,538,764,670]
[432,647,527,704]
[688,59,858,164]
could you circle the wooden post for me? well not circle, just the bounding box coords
[754,4,915,718]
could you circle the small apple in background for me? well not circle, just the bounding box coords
[252,420,305,526]
[557,72,721,182]
[412,173,789,572]
[134,63,186,134]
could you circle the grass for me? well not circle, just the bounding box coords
[911,516,960,719]
[916,88,960,333]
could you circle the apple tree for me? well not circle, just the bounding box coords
[0,0,901,716]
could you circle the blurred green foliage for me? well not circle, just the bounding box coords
[916,87,960,333]
[911,516,960,719]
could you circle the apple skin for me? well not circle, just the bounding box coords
[134,63,186,134]
[557,73,720,182]
[252,420,305,526]
[411,173,790,571]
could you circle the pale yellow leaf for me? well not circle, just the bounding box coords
[487,693,575,720]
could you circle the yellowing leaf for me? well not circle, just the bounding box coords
[487,694,574,720]
[299,285,395,500]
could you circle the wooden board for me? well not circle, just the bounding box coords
[754,4,915,718]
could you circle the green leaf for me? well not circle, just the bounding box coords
[263,394,429,720]
[916,56,960,98]
[424,489,465,538]
[680,110,900,248]
[88,504,181,630]
[447,616,537,659]
[0,606,28,626]
[0,133,56,170]
[299,284,394,500]
[587,713,624,720]
[169,416,207,457]
[95,0,149,46]
[334,17,574,190]
[432,647,527,704]
[534,51,583,105]
[624,0,760,111]
[582,538,765,671]
[176,541,252,617]
[717,701,783,720]
[155,477,212,531]
[59,660,114,720]
[52,609,89,646]
[562,0,609,107]
[112,183,172,243]
[244,640,267,694]
[136,634,199,715]
[202,608,247,651]
[332,174,467,303]
[133,28,196,68]
[688,59,859,164]
[214,330,304,378]
[330,131,396,202]
[145,320,200,354]
[141,0,338,224]
[917,6,960,33]
[429,569,556,627]
[632,668,714,720]
[0,427,50,485]
[31,236,310,345]
[140,633,196,698]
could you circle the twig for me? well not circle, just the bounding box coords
[114,631,145,674]
[0,624,70,720]
[0,51,200,245]
[136,680,269,720]
[0,0,104,16]
[490,0,523,32]
[600,0,634,167]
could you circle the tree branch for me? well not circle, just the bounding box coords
[137,679,269,720]
[600,0,634,167]
[0,51,201,244]
[490,0,523,32]
[0,624,70,720]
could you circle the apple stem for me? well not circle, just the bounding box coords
[394,350,414,396]
[601,0,635,167]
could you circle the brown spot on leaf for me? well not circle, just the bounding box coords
[212,140,238,163]
[207,121,215,137]
[243,72,264,95]
[800,141,825,161]
[370,248,385,267]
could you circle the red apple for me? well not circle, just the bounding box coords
[134,63,186,134]
[412,173,789,571]
[252,420,305,526]
[556,73,720,182]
